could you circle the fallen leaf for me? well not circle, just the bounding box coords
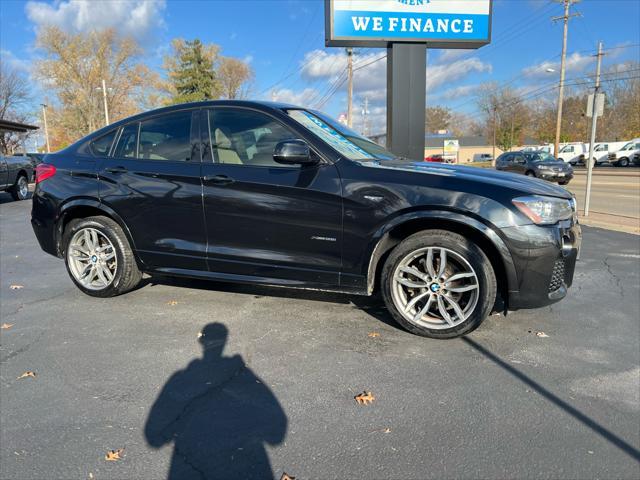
[10,285,24,290]
[280,474,295,480]
[536,331,549,338]
[167,300,178,306]
[105,448,124,461]
[17,371,36,379]
[89,473,94,479]
[368,332,380,338]
[197,331,204,339]
[1,323,14,330]
[383,427,391,433]
[355,391,375,405]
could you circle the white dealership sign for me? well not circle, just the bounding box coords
[326,0,493,48]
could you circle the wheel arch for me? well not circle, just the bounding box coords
[365,211,517,308]
[56,199,143,268]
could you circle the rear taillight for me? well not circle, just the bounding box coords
[35,163,56,184]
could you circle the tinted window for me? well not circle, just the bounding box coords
[90,129,117,156]
[114,123,139,158]
[139,111,192,162]
[207,108,297,167]
[513,154,525,163]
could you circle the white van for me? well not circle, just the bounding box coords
[557,143,587,165]
[608,139,640,167]
[589,141,628,165]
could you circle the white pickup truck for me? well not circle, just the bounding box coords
[608,139,640,167]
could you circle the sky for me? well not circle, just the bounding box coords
[1,0,639,135]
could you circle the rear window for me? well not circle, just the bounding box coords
[138,111,192,162]
[90,130,117,157]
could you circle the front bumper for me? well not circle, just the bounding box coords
[537,170,574,182]
[503,220,582,310]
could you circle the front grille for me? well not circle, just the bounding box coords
[549,259,566,292]
[608,153,616,160]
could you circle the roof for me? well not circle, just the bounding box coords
[0,119,39,133]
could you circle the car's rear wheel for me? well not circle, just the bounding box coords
[525,171,535,177]
[559,180,570,186]
[619,157,629,167]
[10,174,29,201]
[63,216,141,297]
[381,230,496,339]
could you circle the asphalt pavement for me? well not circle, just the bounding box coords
[1,194,639,480]
[568,169,640,220]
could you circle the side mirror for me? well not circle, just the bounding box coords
[273,139,316,165]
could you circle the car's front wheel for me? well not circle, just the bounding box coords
[381,230,497,339]
[618,157,630,167]
[62,216,141,297]
[10,173,29,201]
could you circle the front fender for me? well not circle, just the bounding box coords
[364,210,519,296]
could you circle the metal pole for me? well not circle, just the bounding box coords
[346,48,353,128]
[554,1,569,157]
[492,107,497,166]
[101,79,110,126]
[41,104,50,153]
[584,41,603,217]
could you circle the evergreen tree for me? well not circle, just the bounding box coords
[171,39,216,104]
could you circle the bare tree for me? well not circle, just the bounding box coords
[218,57,254,100]
[0,61,33,155]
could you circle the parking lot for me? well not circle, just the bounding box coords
[1,194,639,479]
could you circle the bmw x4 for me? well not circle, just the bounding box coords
[31,101,581,338]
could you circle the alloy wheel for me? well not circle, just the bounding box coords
[18,176,28,198]
[67,228,117,290]
[390,247,480,330]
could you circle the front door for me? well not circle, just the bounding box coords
[200,107,343,287]
[98,109,207,271]
[0,158,8,189]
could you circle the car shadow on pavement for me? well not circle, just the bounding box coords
[0,191,32,204]
[462,337,640,462]
[144,275,404,330]
[144,323,288,479]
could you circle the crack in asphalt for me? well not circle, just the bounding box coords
[173,445,208,480]
[0,331,45,364]
[602,256,625,298]
[2,289,73,318]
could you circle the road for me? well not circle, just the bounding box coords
[1,195,640,480]
[566,169,640,219]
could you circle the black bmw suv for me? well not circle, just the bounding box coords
[32,101,581,338]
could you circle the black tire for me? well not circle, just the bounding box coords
[559,180,570,186]
[619,157,629,167]
[525,171,535,177]
[62,216,141,297]
[9,173,29,201]
[381,230,497,339]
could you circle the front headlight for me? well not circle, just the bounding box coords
[536,165,551,170]
[512,195,574,225]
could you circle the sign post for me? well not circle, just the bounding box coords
[325,0,492,159]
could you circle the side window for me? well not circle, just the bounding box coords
[139,111,192,161]
[90,129,117,157]
[513,154,524,163]
[114,123,139,159]
[502,154,513,163]
[207,108,298,167]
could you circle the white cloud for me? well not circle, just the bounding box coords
[25,0,166,45]
[435,49,474,64]
[522,52,595,78]
[270,87,319,106]
[436,84,480,100]
[0,50,31,73]
[426,57,492,91]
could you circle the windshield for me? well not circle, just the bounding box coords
[527,152,557,163]
[286,109,396,161]
[620,142,635,151]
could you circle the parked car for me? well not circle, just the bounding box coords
[472,153,493,162]
[495,151,573,185]
[557,143,587,165]
[31,101,581,339]
[425,154,445,162]
[608,139,640,167]
[1,154,34,200]
[26,152,46,168]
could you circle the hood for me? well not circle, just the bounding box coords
[358,160,574,199]
[535,160,571,168]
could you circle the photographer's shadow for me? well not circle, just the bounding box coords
[144,323,287,479]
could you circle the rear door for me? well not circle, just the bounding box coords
[98,109,207,271]
[0,157,8,188]
[200,106,343,286]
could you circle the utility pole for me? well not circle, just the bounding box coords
[552,0,581,157]
[362,97,370,136]
[584,41,604,217]
[41,104,50,153]
[346,48,354,128]
[101,79,110,126]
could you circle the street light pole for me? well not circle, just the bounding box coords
[101,79,110,126]
[552,0,580,157]
[584,41,604,217]
[41,104,50,153]
[346,48,354,128]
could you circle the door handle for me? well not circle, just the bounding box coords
[105,166,128,174]
[203,174,234,185]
